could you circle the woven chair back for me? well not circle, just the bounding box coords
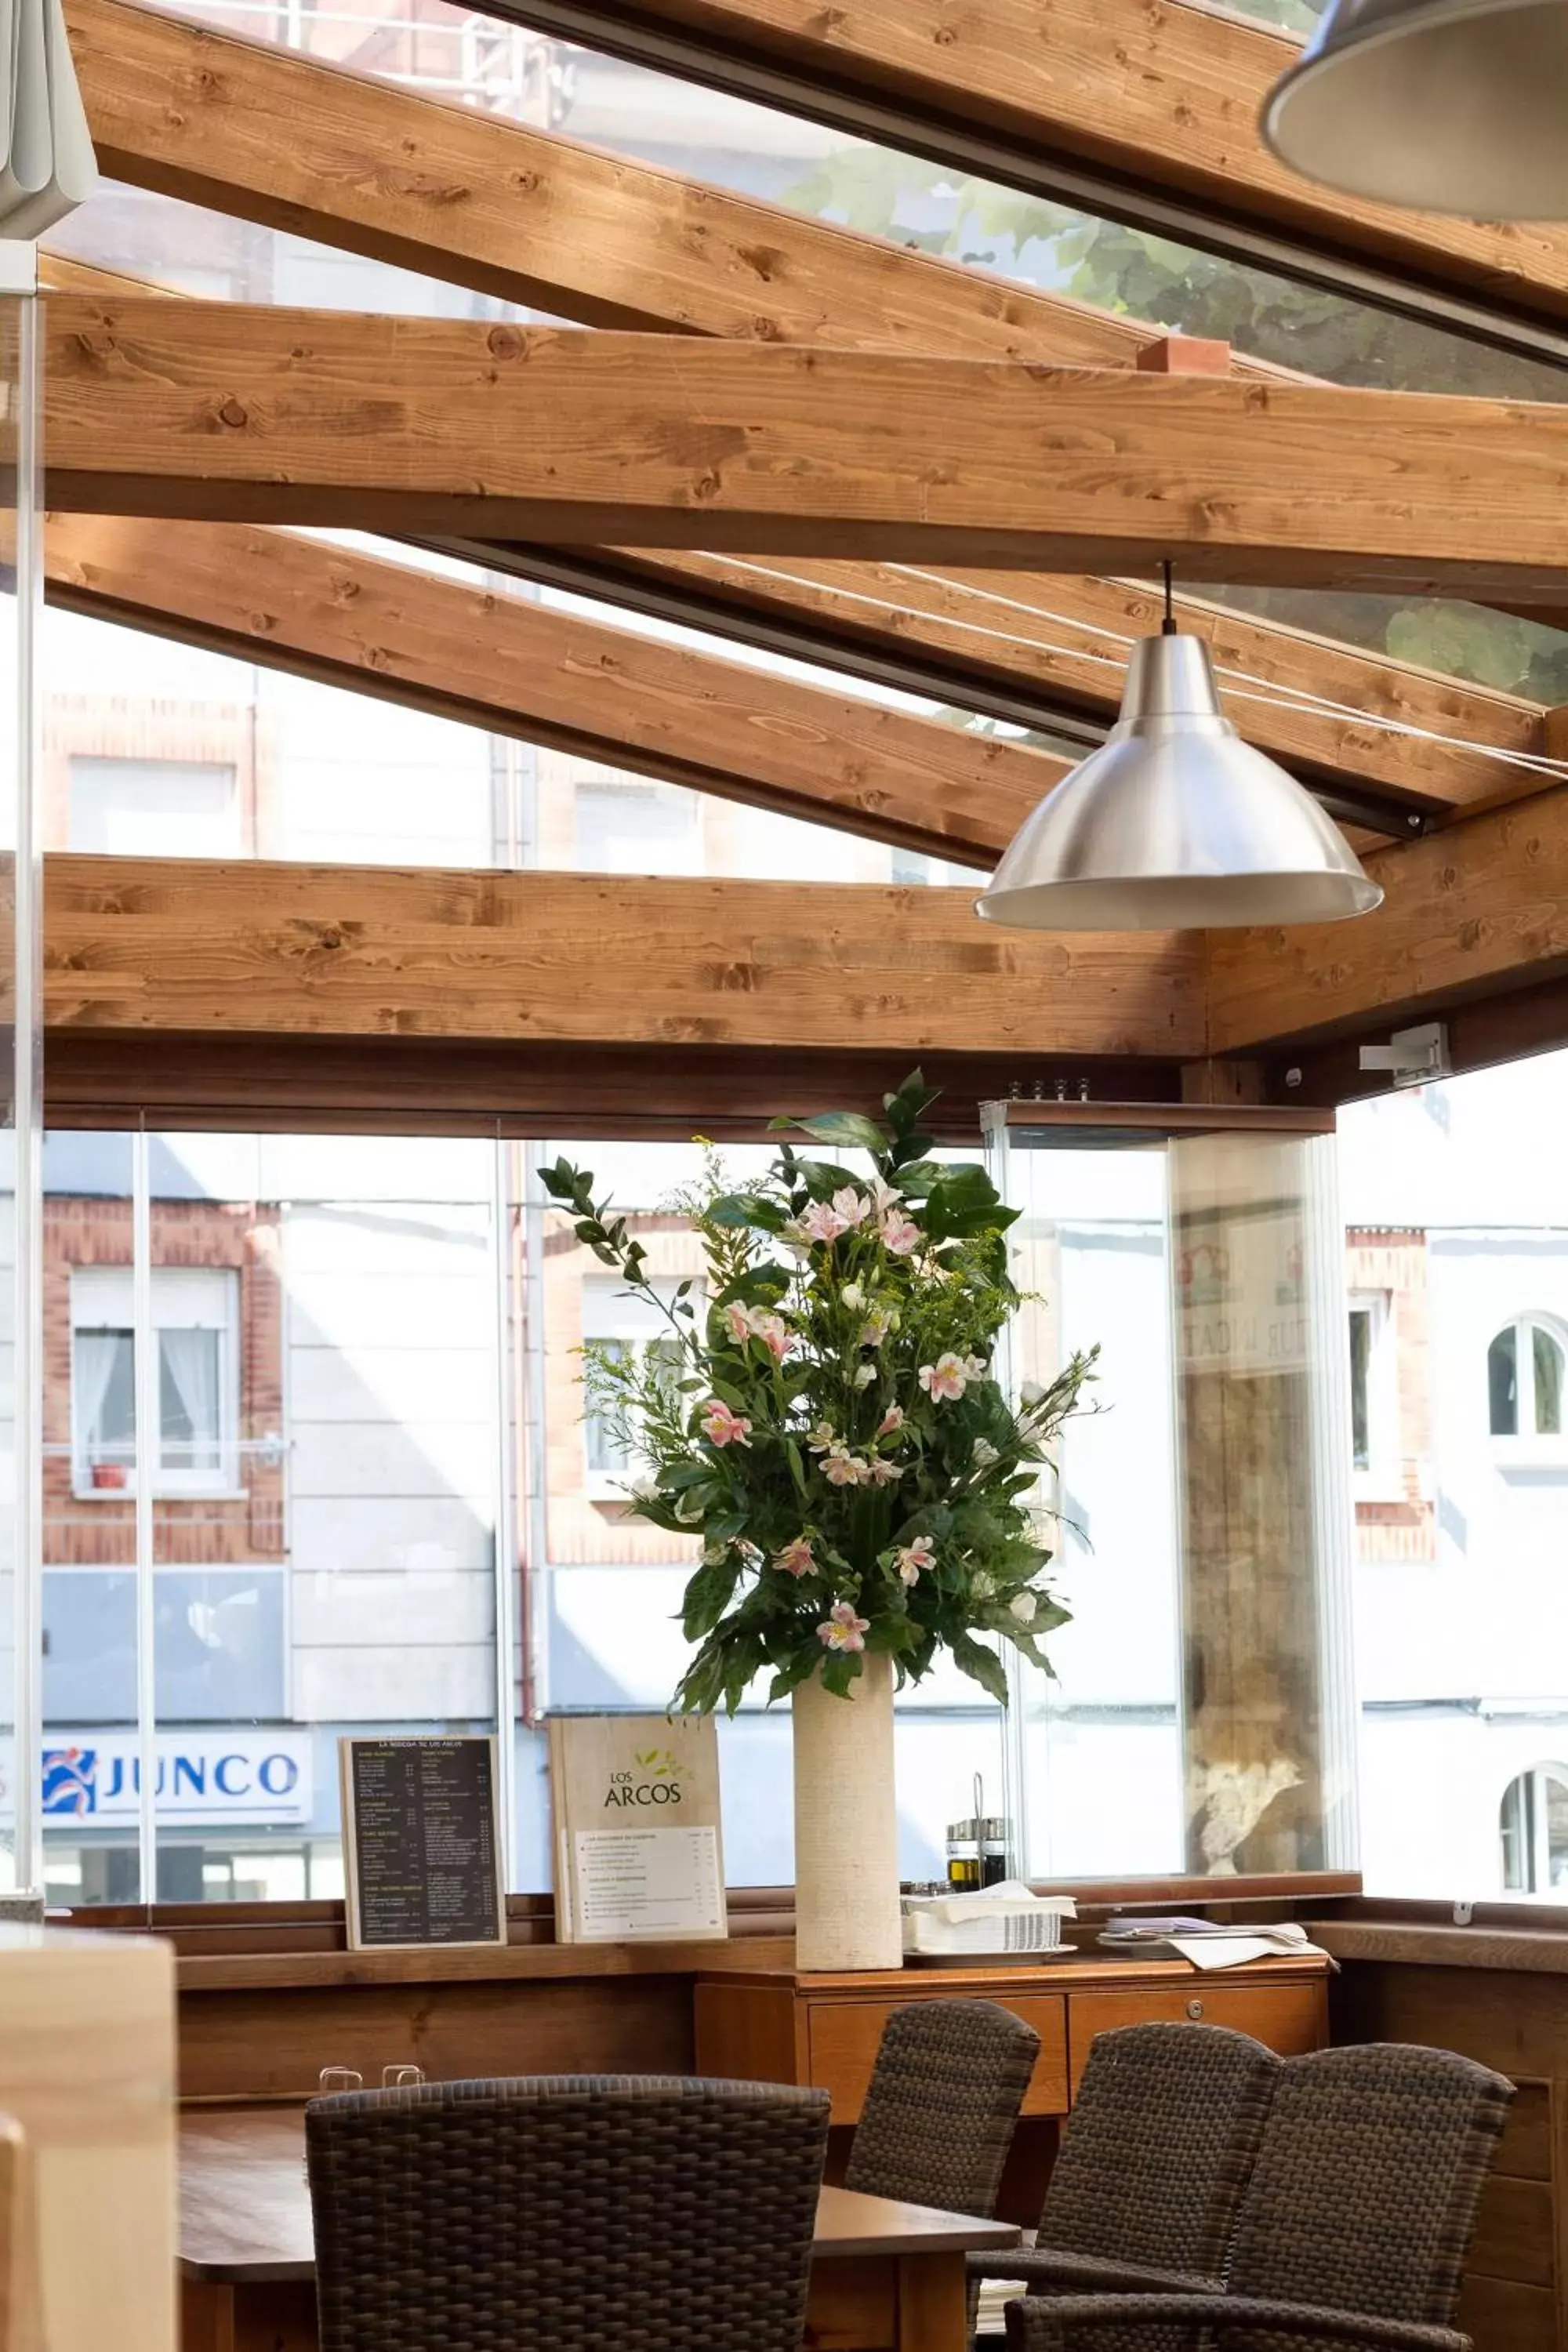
[1042,2023,1282,2278]
[306,2072,830,2352]
[1223,2042,1513,2349]
[845,1998,1041,2217]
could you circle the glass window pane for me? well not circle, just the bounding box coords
[150,1134,501,1904]
[1534,1327,1564,1435]
[1489,1325,1519,1435]
[1341,1054,1568,1898]
[42,1132,139,1907]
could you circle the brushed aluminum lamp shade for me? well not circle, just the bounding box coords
[1261,0,1568,217]
[975,633,1383,931]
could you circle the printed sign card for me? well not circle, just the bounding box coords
[340,1735,506,1951]
[547,1714,726,1944]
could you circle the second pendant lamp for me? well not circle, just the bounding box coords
[975,577,1383,932]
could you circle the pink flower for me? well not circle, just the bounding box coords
[831,1186,872,1229]
[897,1534,936,1586]
[700,1398,752,1447]
[876,1405,905,1438]
[800,1199,849,1245]
[724,1301,753,1345]
[822,1444,869,1487]
[882,1209,922,1256]
[750,1311,791,1361]
[818,1599,870,1653]
[807,1420,837,1454]
[866,1457,902,1486]
[919,1352,969,1403]
[860,1307,895,1348]
[775,1537,816,1578]
[869,1178,903,1214]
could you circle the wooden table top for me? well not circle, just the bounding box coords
[180,2107,1022,2284]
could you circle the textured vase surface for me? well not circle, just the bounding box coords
[791,1650,902,1971]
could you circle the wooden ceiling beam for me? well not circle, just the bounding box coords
[1207,782,1568,1054]
[50,12,1548,811]
[42,296,1568,599]
[473,0,1568,362]
[61,0,1265,374]
[45,515,1062,867]
[43,855,1206,1059]
[469,543,1545,819]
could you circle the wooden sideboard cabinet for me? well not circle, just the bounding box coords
[694,1952,1330,2219]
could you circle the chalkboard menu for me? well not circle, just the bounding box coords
[340,1736,506,1950]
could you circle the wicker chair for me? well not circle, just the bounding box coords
[1003,2041,1515,2352]
[845,1999,1042,2217]
[305,2073,831,2352]
[970,2020,1283,2317]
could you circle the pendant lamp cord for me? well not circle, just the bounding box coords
[1161,560,1177,637]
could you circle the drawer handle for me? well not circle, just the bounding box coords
[1186,1999,1205,2021]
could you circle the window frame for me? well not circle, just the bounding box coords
[70,1265,243,1499]
[579,1275,693,1499]
[1486,1310,1568,1461]
[1347,1289,1402,1503]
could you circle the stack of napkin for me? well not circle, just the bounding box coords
[1097,1916,1328,1971]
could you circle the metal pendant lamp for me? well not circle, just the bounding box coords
[1261,0,1568,218]
[975,586,1383,932]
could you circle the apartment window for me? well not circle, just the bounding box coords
[1348,1292,1400,1497]
[1488,1314,1567,1440]
[69,757,241,857]
[579,1276,686,1490]
[71,1267,240,1494]
[1501,1765,1568,1893]
[575,777,701,874]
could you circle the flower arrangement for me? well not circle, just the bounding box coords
[541,1073,1096,1716]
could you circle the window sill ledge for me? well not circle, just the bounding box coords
[71,1484,252,1504]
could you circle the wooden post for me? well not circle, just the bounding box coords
[1168,1132,1329,1875]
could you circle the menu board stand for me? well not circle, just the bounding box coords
[549,1715,727,1944]
[340,1735,506,1950]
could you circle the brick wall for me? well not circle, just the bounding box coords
[43,1195,285,1567]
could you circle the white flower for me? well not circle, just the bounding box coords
[972,1438,1000,1470]
[971,1571,996,1600]
[1020,1379,1047,1408]
[630,1475,659,1501]
[831,1185,872,1229]
[840,1281,866,1312]
[1009,1591,1037,1624]
[853,1363,877,1389]
[964,1353,987,1381]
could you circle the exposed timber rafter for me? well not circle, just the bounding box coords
[45,17,1552,826]
[463,0,1568,369]
[1208,779,1568,1055]
[43,855,1206,1059]
[60,0,1285,376]
[454,540,1549,826]
[42,297,1568,601]
[43,514,1064,869]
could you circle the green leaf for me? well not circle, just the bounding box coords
[786,1437,808,1499]
[681,1560,740,1640]
[787,1110,889,1154]
[950,1631,1010,1705]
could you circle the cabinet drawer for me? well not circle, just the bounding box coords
[1067,1981,1327,2093]
[807,1993,1069,2125]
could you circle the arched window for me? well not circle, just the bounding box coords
[1488,1315,1567,1439]
[1501,1766,1568,1893]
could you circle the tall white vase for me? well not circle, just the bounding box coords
[792,1650,903,1972]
